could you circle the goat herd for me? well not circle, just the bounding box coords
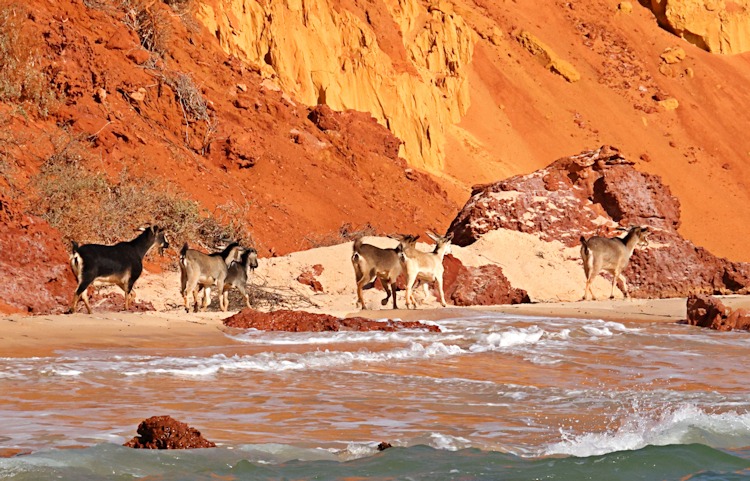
[67,224,650,314]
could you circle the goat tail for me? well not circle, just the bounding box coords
[179,243,189,268]
[579,235,589,251]
[69,250,83,279]
[352,237,364,253]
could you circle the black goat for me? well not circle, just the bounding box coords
[69,225,170,314]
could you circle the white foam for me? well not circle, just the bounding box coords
[113,342,466,377]
[429,432,472,451]
[469,326,545,352]
[228,329,460,345]
[582,325,613,337]
[543,403,750,457]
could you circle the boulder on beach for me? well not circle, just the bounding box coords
[685,295,750,331]
[447,146,750,299]
[224,308,440,332]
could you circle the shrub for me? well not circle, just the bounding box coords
[30,137,248,259]
[304,222,377,248]
[120,0,172,55]
[160,70,217,153]
[0,4,58,116]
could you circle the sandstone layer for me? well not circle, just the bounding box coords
[645,0,750,53]
[196,0,475,173]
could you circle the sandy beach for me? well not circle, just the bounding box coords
[3,235,750,358]
[4,291,750,358]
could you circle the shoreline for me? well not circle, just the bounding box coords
[3,295,750,358]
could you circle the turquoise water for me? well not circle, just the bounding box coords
[3,443,750,480]
[2,309,750,479]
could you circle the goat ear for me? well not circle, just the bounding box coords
[426,231,438,242]
[445,232,454,241]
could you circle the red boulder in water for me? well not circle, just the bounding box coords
[124,415,216,449]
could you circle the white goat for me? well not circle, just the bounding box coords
[397,231,453,309]
[580,226,649,300]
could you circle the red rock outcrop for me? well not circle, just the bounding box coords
[224,309,440,332]
[447,146,750,299]
[685,295,750,331]
[124,415,216,449]
[0,194,75,314]
[80,292,155,313]
[296,264,324,293]
[442,255,530,306]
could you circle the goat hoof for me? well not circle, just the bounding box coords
[381,299,389,306]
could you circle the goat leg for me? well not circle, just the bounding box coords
[436,279,447,307]
[619,274,629,299]
[380,278,392,307]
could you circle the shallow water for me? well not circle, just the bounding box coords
[2,310,750,480]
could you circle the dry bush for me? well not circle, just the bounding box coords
[30,136,245,257]
[242,275,319,311]
[0,114,28,195]
[165,71,209,121]
[159,70,217,152]
[304,222,377,248]
[0,4,58,116]
[120,0,172,55]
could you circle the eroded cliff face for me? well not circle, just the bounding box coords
[646,0,750,53]
[196,0,475,172]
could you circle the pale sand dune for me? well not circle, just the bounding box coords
[3,235,750,359]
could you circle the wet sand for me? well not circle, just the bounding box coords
[4,295,750,358]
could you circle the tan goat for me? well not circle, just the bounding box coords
[180,242,244,312]
[580,226,649,300]
[351,235,417,310]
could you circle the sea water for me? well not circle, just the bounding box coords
[2,310,750,480]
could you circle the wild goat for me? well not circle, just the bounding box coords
[351,234,417,310]
[180,242,244,312]
[580,226,649,300]
[398,231,453,309]
[220,247,259,309]
[69,225,169,314]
